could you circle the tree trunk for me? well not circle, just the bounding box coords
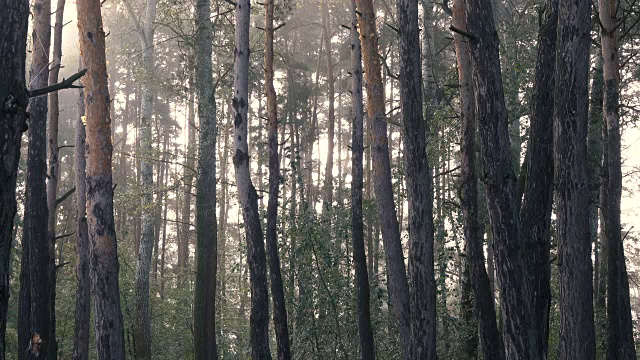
[128,0,157,356]
[72,83,90,360]
[519,2,558,359]
[321,0,335,210]
[47,2,66,353]
[76,0,126,356]
[599,1,637,358]
[588,56,604,306]
[193,0,219,356]
[397,0,436,358]
[350,1,376,356]
[452,1,503,359]
[23,0,53,356]
[180,76,196,275]
[464,1,530,358]
[264,2,292,359]
[356,0,410,358]
[0,0,29,356]
[232,1,272,358]
[554,1,595,358]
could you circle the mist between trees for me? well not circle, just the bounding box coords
[2,0,640,359]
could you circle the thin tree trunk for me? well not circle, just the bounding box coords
[464,1,530,358]
[599,1,637,358]
[72,82,90,360]
[554,1,595,358]
[264,1,292,358]
[23,0,53,355]
[452,1,503,359]
[192,0,219,357]
[589,57,604,307]
[76,0,126,356]
[47,2,66,353]
[519,2,558,359]
[153,134,168,280]
[180,76,196,275]
[397,0,436,358]
[0,0,29,356]
[321,0,335,210]
[232,1,272,358]
[350,2,376,356]
[127,0,157,355]
[356,0,411,357]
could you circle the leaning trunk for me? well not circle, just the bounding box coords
[232,1,272,358]
[264,1,292,359]
[464,1,530,358]
[519,1,557,359]
[452,1,503,359]
[356,1,411,357]
[397,0,436,358]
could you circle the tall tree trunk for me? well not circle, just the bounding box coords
[47,2,66,353]
[264,2,292,359]
[232,1,272,358]
[23,0,53,355]
[180,76,196,275]
[76,0,126,356]
[397,0,436,358]
[588,57,604,307]
[193,0,219,356]
[356,0,411,358]
[554,0,595,358]
[452,1,503,359]
[464,1,530,358]
[0,0,29,356]
[321,0,335,210]
[72,83,90,360]
[519,2,558,359]
[127,0,157,356]
[153,135,168,280]
[350,1,376,356]
[217,115,230,323]
[599,1,637,358]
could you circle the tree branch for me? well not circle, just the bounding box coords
[55,186,76,206]
[28,69,87,98]
[449,25,478,42]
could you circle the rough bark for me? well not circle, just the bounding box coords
[356,0,410,357]
[397,0,436,358]
[519,1,558,359]
[76,0,126,356]
[193,0,219,356]
[264,1,292,359]
[599,1,637,358]
[232,0,272,358]
[452,1,503,359]
[0,0,29,356]
[72,85,90,360]
[350,2,376,356]
[554,1,595,358]
[23,0,53,356]
[464,1,530,358]
[321,0,335,210]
